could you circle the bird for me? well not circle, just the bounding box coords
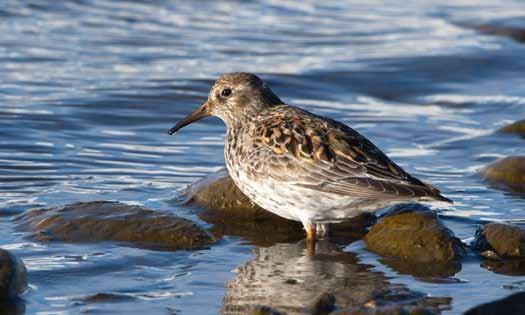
[168,72,452,243]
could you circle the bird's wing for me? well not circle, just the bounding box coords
[247,106,450,202]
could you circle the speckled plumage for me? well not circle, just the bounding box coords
[169,72,451,240]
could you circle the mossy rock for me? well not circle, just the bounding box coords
[364,204,466,263]
[482,157,525,193]
[15,201,216,251]
[0,249,27,301]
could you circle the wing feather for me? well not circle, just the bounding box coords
[248,106,451,202]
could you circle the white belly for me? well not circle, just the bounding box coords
[227,166,372,224]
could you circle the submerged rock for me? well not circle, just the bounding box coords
[472,223,525,259]
[364,204,466,264]
[0,249,27,300]
[182,168,375,246]
[499,119,525,137]
[472,24,525,44]
[15,201,215,251]
[464,292,525,315]
[482,157,525,193]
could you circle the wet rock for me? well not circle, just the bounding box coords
[73,292,135,304]
[15,201,215,251]
[499,119,525,137]
[482,157,525,193]
[222,240,450,315]
[471,223,525,258]
[364,204,466,263]
[0,249,27,301]
[473,24,525,44]
[183,169,375,246]
[464,291,525,315]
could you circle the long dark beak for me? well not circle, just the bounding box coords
[168,102,211,135]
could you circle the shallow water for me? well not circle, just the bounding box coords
[1,0,525,314]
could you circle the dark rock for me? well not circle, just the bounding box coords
[0,249,27,301]
[15,201,215,251]
[473,24,525,44]
[73,292,135,304]
[309,292,336,315]
[0,299,25,315]
[482,157,525,193]
[182,169,375,246]
[500,119,525,137]
[364,204,466,263]
[471,223,525,258]
[464,292,525,315]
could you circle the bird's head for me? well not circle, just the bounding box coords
[168,72,282,135]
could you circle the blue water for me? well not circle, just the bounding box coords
[1,1,525,314]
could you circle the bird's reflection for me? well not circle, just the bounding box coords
[222,240,450,314]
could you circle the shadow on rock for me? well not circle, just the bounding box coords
[181,168,375,246]
[222,239,451,315]
[14,201,216,251]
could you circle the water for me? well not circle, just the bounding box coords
[1,0,525,314]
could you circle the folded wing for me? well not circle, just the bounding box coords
[248,106,451,203]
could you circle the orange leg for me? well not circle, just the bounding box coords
[306,224,317,241]
[305,224,317,256]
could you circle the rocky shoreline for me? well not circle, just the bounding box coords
[8,160,525,314]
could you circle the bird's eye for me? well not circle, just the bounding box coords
[221,88,232,97]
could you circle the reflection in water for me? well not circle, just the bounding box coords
[482,259,525,276]
[222,240,450,314]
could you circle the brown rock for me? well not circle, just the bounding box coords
[364,204,466,263]
[15,201,215,251]
[0,249,27,300]
[472,223,525,258]
[182,168,263,215]
[500,119,525,137]
[482,157,525,193]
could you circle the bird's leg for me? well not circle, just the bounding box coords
[305,223,317,256]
